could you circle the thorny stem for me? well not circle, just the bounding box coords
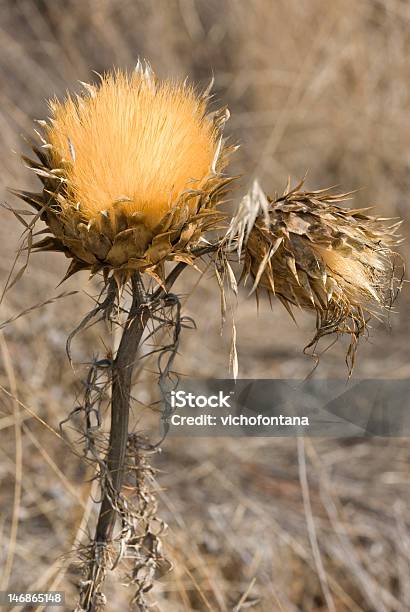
[80,245,220,610]
[80,273,149,612]
[95,247,217,540]
[96,273,148,543]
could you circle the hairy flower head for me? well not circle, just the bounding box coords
[16,64,234,284]
[47,69,221,229]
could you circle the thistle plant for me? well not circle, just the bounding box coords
[7,62,403,610]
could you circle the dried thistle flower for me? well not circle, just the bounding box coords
[234,180,403,370]
[15,63,235,286]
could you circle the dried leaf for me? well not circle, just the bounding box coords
[229,320,239,380]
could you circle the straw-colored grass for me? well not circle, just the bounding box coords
[1,1,410,610]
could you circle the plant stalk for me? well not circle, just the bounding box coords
[96,273,148,543]
[81,252,216,609]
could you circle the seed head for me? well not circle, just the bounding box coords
[235,180,403,371]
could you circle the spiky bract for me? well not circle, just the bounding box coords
[237,180,402,369]
[16,65,235,285]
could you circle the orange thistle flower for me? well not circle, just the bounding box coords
[16,63,235,286]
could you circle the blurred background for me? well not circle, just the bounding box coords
[1,1,410,610]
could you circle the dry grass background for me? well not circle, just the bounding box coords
[1,1,410,610]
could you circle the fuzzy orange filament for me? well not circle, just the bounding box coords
[47,70,219,229]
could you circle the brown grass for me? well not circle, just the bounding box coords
[1,1,410,610]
